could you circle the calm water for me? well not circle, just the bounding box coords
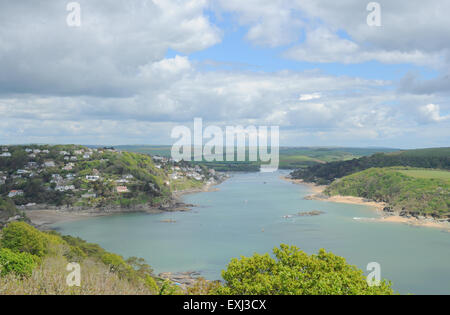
[53,171,450,294]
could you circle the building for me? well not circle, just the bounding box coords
[27,162,38,168]
[86,175,100,181]
[0,152,12,157]
[8,190,24,198]
[116,186,129,193]
[63,164,73,171]
[55,185,75,192]
[81,193,97,199]
[43,161,56,168]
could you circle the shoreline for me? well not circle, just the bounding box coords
[26,178,226,230]
[282,176,450,232]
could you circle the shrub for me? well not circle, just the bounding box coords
[0,222,47,257]
[0,248,37,278]
[214,244,395,295]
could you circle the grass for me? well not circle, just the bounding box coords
[397,169,450,180]
[0,256,156,295]
[325,167,450,216]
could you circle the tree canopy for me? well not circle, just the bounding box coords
[214,244,395,295]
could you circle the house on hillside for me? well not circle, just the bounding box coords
[116,186,129,193]
[43,161,56,168]
[0,152,12,157]
[8,190,24,198]
[86,175,100,181]
[55,185,75,192]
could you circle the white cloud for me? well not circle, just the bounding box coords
[299,93,321,101]
[418,104,450,123]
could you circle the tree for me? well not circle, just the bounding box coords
[0,222,48,257]
[214,244,395,295]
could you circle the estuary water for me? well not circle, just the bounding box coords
[53,171,450,294]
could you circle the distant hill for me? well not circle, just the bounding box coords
[290,148,450,185]
[117,145,398,171]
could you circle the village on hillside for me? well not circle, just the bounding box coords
[0,145,224,211]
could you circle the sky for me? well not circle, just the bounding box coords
[0,0,449,149]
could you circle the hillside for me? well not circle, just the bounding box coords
[325,167,450,218]
[290,148,450,184]
[0,145,223,217]
[117,145,397,170]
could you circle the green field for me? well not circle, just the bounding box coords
[397,169,450,180]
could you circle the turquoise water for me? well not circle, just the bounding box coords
[53,171,450,294]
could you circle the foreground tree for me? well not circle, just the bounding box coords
[214,244,395,295]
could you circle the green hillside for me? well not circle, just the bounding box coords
[0,145,220,213]
[325,167,450,217]
[291,147,450,184]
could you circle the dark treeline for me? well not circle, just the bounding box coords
[290,148,450,185]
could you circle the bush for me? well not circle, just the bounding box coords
[0,248,37,278]
[214,244,395,295]
[0,222,47,257]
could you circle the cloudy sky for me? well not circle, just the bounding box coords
[0,0,449,148]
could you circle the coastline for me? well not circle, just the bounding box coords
[26,178,226,230]
[282,176,450,232]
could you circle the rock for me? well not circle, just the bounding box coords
[383,206,394,213]
[297,210,325,217]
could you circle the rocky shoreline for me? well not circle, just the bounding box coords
[24,177,227,230]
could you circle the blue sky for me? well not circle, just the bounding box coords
[0,0,448,148]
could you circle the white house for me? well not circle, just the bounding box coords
[8,190,24,198]
[86,175,100,181]
[43,161,56,168]
[0,152,12,157]
[55,185,75,192]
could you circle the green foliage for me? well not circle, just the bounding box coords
[0,247,37,278]
[291,148,450,184]
[1,222,48,257]
[326,168,449,216]
[0,222,161,294]
[214,245,395,295]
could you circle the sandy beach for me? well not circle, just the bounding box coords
[282,176,450,232]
